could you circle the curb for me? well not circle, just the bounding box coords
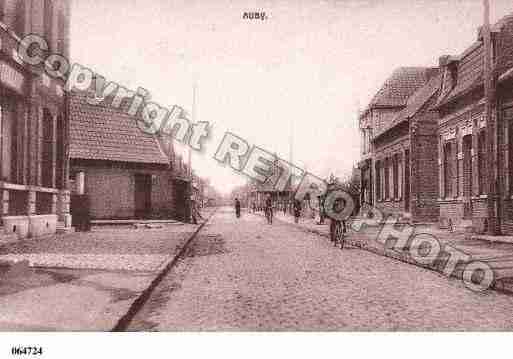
[111,208,218,331]
[275,216,513,296]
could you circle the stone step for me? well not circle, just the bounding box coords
[90,219,182,226]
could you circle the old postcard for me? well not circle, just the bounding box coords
[1,0,513,357]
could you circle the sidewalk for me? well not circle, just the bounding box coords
[273,212,513,294]
[0,209,215,331]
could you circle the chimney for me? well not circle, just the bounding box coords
[439,55,458,99]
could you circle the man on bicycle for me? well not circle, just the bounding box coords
[329,197,347,246]
[264,194,273,224]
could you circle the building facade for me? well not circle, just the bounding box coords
[358,67,439,222]
[1,0,72,239]
[357,13,513,233]
[69,93,190,222]
[435,14,513,233]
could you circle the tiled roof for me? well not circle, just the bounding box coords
[69,93,170,165]
[437,14,513,107]
[374,72,441,140]
[436,42,483,107]
[364,67,438,112]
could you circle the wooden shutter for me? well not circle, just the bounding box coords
[452,140,458,197]
[440,140,445,198]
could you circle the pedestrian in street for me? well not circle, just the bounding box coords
[265,194,273,224]
[235,198,241,218]
[294,199,302,224]
[191,199,198,224]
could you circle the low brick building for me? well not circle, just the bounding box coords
[435,14,513,233]
[358,67,439,222]
[69,93,188,221]
[372,72,442,222]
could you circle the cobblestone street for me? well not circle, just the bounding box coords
[129,208,513,331]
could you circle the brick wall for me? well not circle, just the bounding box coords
[373,124,409,218]
[501,200,513,234]
[74,166,177,220]
[497,15,513,76]
[411,109,440,222]
[472,199,488,218]
[373,108,401,135]
[440,201,464,222]
[375,199,405,218]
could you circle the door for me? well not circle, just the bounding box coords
[134,174,152,219]
[463,135,473,218]
[404,150,410,212]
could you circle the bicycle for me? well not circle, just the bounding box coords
[330,218,347,249]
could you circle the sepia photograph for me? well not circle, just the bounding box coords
[1,0,513,357]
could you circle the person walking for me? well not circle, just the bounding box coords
[235,198,241,218]
[293,199,302,224]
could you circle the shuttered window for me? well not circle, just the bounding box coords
[41,109,54,188]
[0,0,5,21]
[0,99,20,183]
[376,161,381,200]
[444,142,453,198]
[478,131,487,195]
[506,107,513,195]
[393,154,399,199]
[384,159,390,200]
[57,9,65,54]
[44,0,53,51]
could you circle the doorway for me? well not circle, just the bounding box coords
[173,179,191,222]
[404,150,410,212]
[134,174,152,219]
[463,135,473,218]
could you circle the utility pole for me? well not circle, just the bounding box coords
[189,81,197,178]
[483,0,501,235]
[289,118,294,165]
[286,118,294,212]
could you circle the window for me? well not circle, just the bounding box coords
[0,99,20,183]
[69,170,78,181]
[375,161,381,201]
[393,154,399,199]
[478,131,487,194]
[0,0,5,21]
[13,0,24,36]
[444,142,453,198]
[41,108,54,188]
[384,158,390,200]
[0,0,25,35]
[57,9,65,54]
[44,0,53,51]
[506,108,513,195]
[55,113,65,189]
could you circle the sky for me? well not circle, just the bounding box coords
[70,0,513,194]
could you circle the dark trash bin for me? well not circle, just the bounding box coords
[71,194,91,232]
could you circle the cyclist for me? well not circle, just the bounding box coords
[293,199,302,224]
[329,197,348,246]
[264,194,273,224]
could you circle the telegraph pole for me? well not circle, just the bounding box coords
[483,0,501,235]
[189,81,197,178]
[289,118,294,166]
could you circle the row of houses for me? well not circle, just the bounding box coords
[358,12,513,234]
[0,1,199,241]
